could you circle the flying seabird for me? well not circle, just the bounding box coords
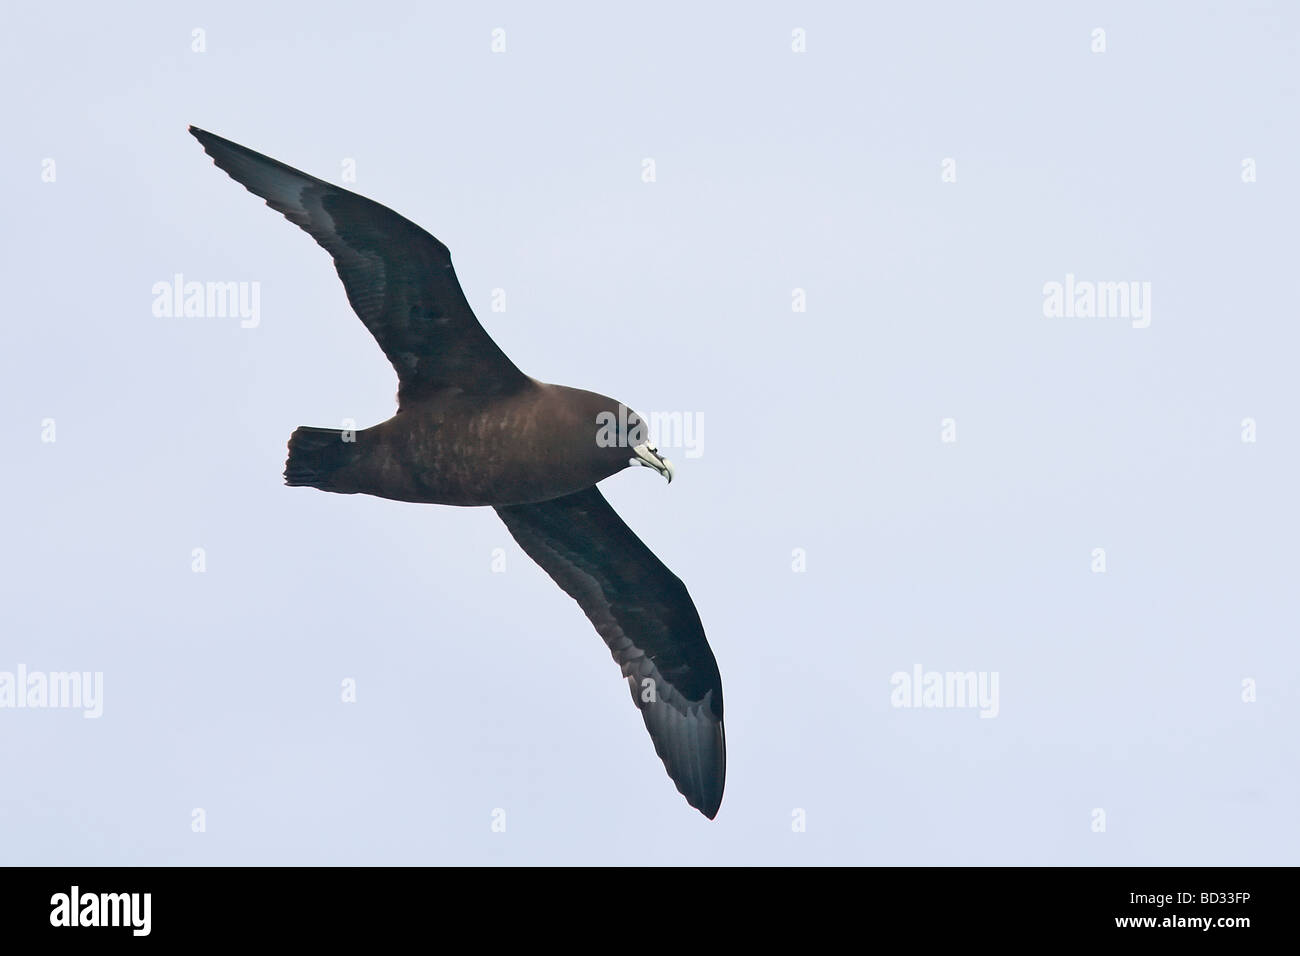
[189,127,725,818]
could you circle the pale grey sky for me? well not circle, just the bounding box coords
[1,1,1296,864]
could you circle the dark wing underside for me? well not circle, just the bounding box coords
[190,126,528,402]
[496,486,725,818]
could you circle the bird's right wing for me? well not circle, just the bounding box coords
[190,127,530,403]
[495,486,726,818]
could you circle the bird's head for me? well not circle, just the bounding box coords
[585,396,674,484]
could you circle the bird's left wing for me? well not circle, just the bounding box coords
[495,486,726,818]
[189,126,530,403]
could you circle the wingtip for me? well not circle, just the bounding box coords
[188,126,220,149]
[691,784,724,819]
[688,763,724,819]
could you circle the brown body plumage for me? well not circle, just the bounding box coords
[289,384,633,507]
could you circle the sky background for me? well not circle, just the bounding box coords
[2,1,1296,864]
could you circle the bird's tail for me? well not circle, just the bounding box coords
[284,426,363,491]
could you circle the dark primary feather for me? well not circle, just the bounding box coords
[188,126,529,402]
[496,486,725,818]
